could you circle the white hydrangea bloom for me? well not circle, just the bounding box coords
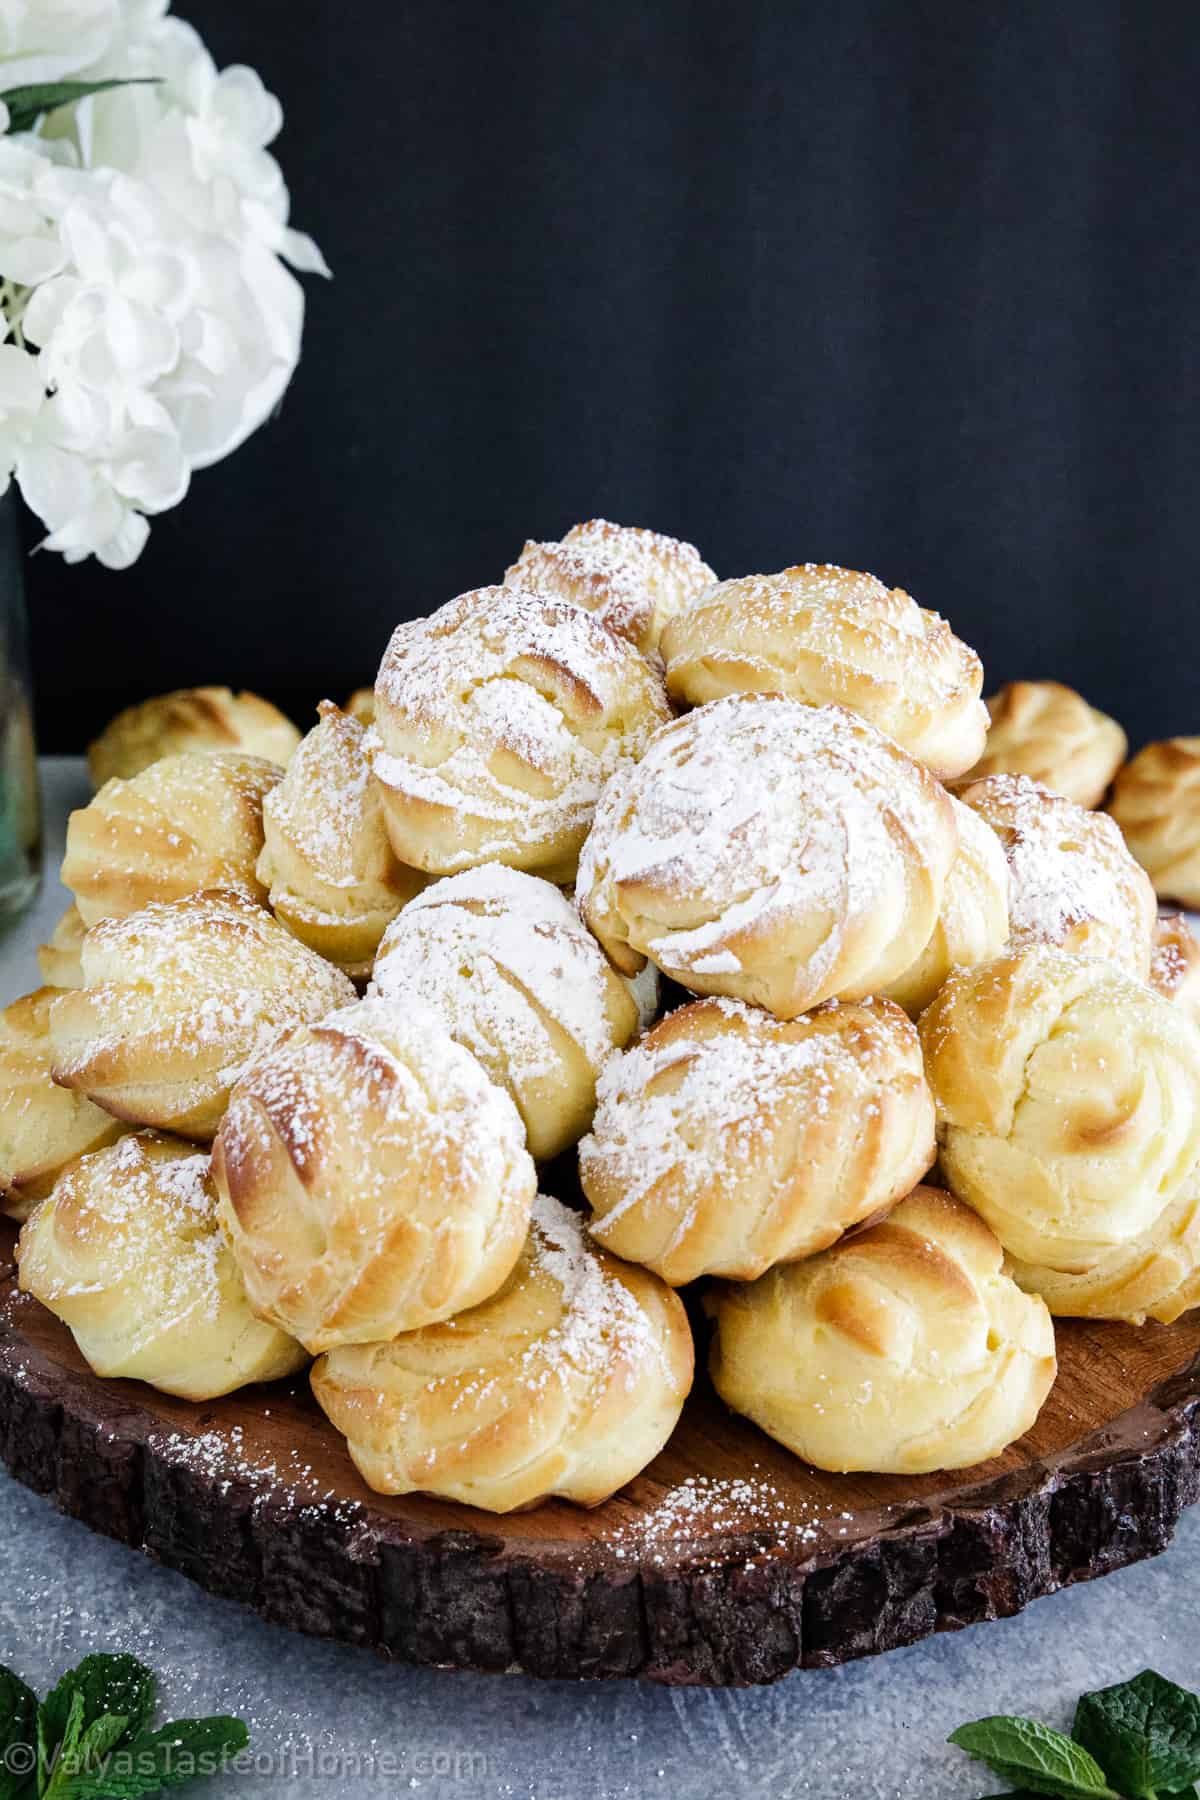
[0,0,121,87]
[0,0,325,566]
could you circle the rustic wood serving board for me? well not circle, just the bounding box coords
[2,1217,1199,1687]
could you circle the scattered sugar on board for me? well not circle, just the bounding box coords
[150,1418,366,1524]
[601,1469,840,1566]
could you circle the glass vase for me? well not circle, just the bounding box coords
[0,490,41,924]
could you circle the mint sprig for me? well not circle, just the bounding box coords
[0,1666,39,1800]
[949,1717,1119,1798]
[1074,1672,1200,1800]
[951,1671,1200,1800]
[0,1656,246,1800]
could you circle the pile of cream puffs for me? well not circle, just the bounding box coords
[4,525,1200,1514]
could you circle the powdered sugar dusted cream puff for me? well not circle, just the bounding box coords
[506,518,717,655]
[579,996,934,1283]
[659,563,987,778]
[372,865,639,1159]
[311,1194,693,1510]
[370,586,671,884]
[213,996,536,1351]
[577,694,958,1018]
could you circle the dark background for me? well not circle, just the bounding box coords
[24,0,1200,752]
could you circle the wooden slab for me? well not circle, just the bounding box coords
[2,1216,1199,1686]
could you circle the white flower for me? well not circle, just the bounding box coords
[0,138,69,285]
[0,0,121,86]
[0,338,45,496]
[0,0,327,567]
[19,439,152,568]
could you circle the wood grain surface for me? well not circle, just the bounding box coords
[2,1219,1199,1686]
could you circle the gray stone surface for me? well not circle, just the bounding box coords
[0,760,1196,1800]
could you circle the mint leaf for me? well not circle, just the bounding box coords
[948,1717,1119,1798]
[38,1689,85,1797]
[39,1656,155,1753]
[74,1718,130,1767]
[52,1717,249,1799]
[0,1666,38,1800]
[0,78,159,135]
[43,1713,130,1800]
[1075,1670,1200,1799]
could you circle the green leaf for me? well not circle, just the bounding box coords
[60,1693,86,1760]
[42,1714,131,1800]
[38,1656,155,1754]
[0,1665,39,1800]
[0,79,160,135]
[948,1716,1120,1798]
[51,1717,249,1800]
[1075,1670,1200,1799]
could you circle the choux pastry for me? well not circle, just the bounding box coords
[0,987,126,1219]
[18,1133,307,1398]
[311,1193,693,1510]
[1109,738,1200,908]
[506,517,716,656]
[369,586,671,884]
[659,563,987,778]
[62,752,281,926]
[881,795,1010,1017]
[958,773,1155,979]
[577,694,958,1018]
[49,889,355,1139]
[213,996,536,1352]
[920,946,1200,1269]
[1150,913,1200,1027]
[37,904,87,989]
[1009,1180,1200,1325]
[579,995,934,1283]
[88,686,299,786]
[707,1186,1056,1475]
[257,701,425,978]
[964,680,1126,808]
[372,864,640,1160]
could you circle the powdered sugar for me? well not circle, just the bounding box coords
[506,518,716,648]
[526,1193,666,1387]
[372,866,622,1080]
[961,774,1155,964]
[369,586,670,866]
[261,703,376,888]
[603,1471,826,1564]
[577,695,951,984]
